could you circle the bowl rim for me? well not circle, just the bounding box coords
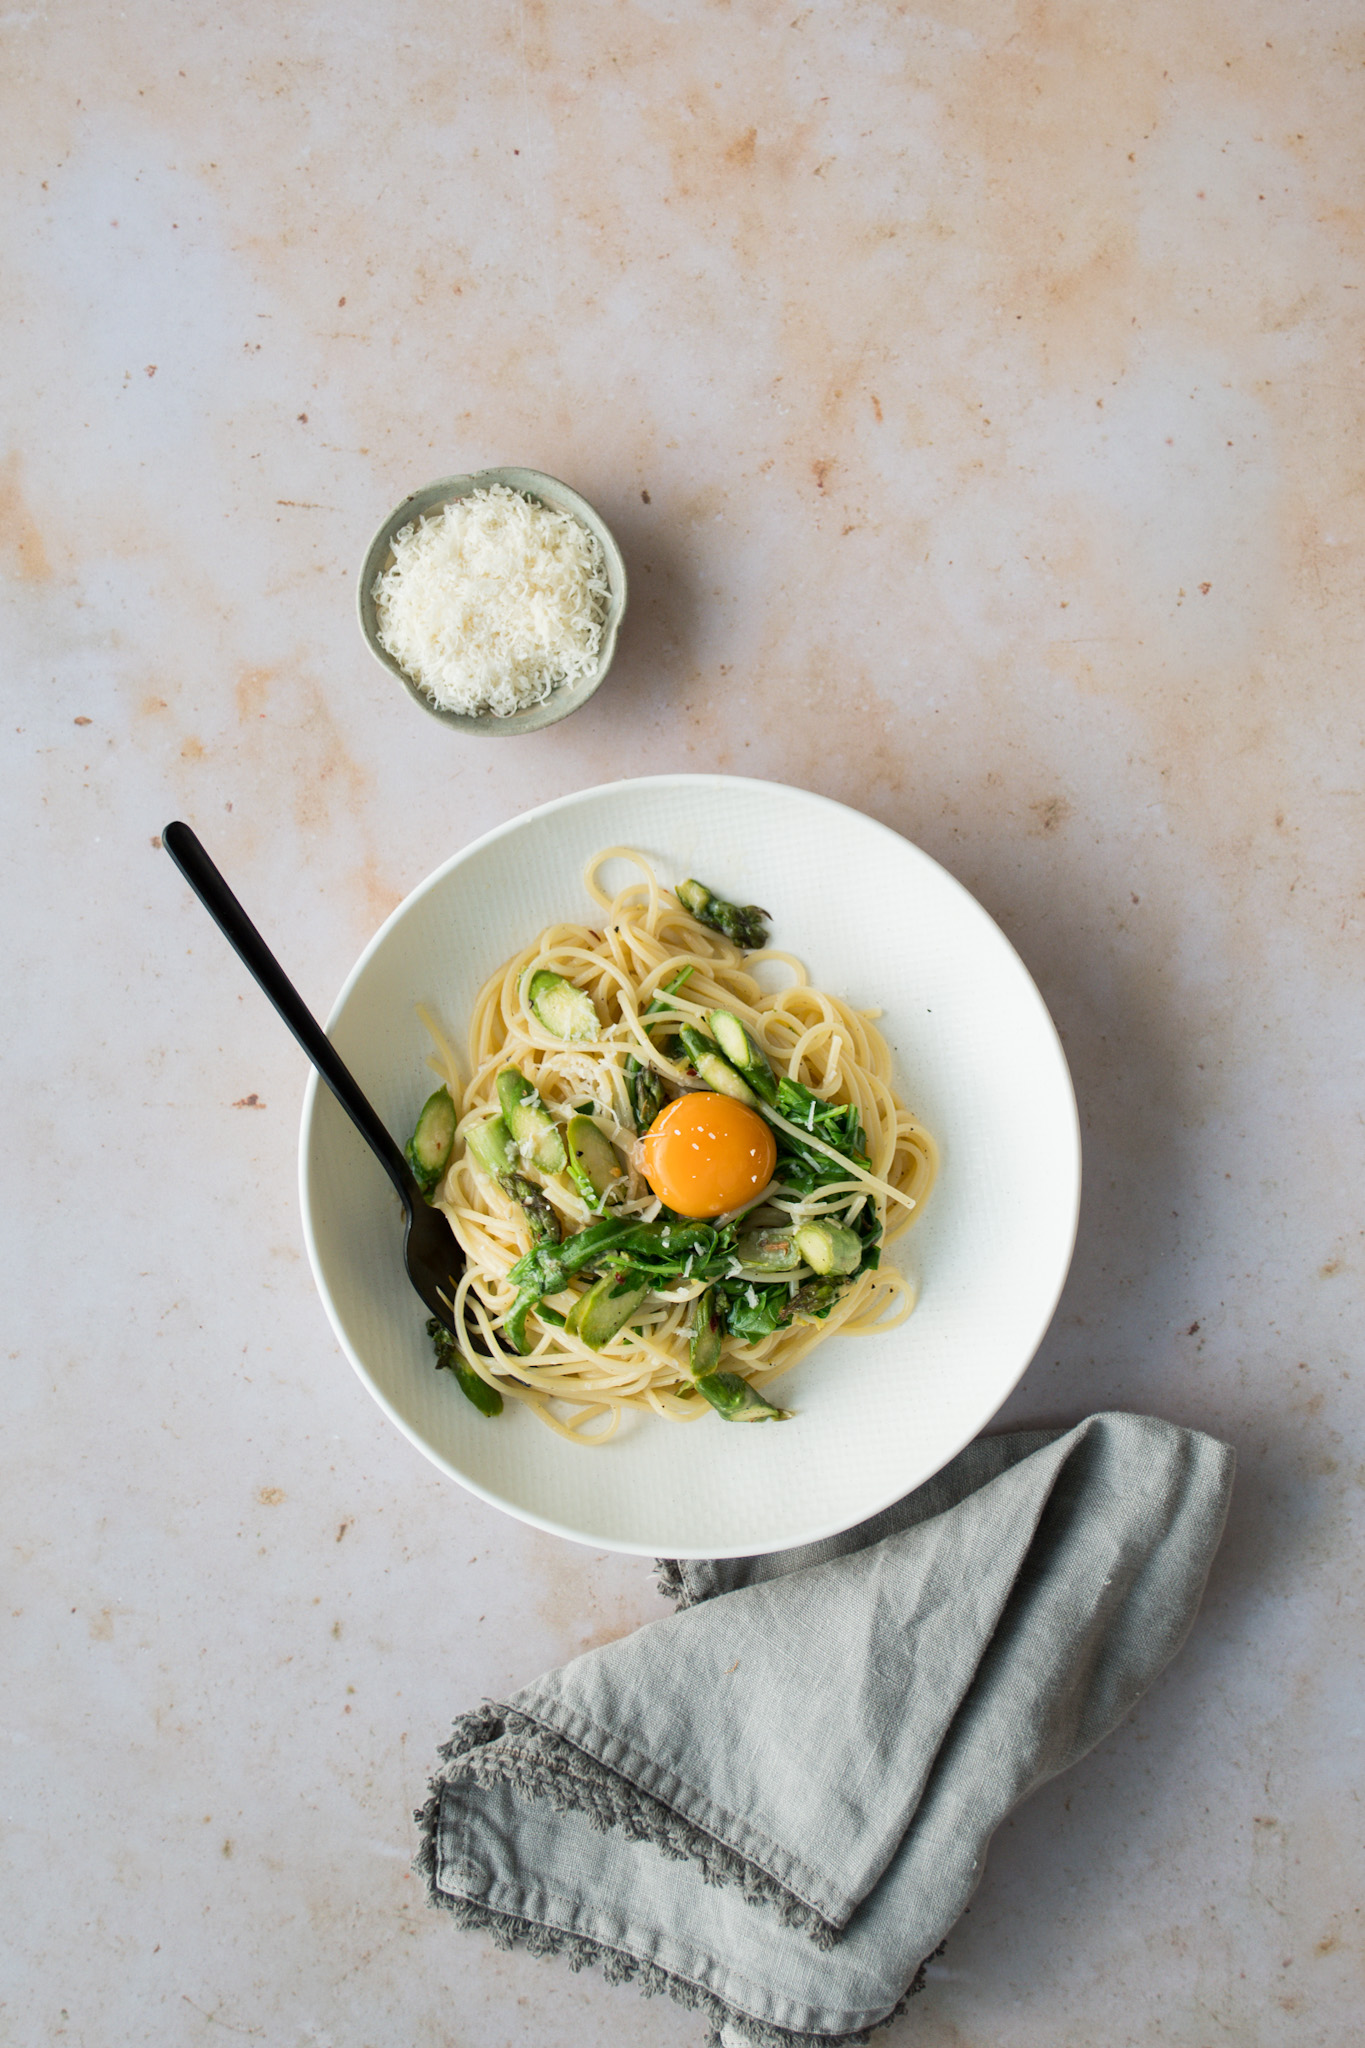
[298,773,1083,1558]
[355,466,628,737]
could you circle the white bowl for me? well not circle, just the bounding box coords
[356,468,627,735]
[299,776,1080,1558]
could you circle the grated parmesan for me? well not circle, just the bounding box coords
[373,484,609,718]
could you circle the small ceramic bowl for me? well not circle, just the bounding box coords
[356,467,628,736]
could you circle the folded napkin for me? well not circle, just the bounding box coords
[416,1412,1233,2046]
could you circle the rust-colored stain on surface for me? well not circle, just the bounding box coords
[0,453,52,581]
[1031,794,1074,834]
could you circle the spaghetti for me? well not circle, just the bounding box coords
[422,848,938,1442]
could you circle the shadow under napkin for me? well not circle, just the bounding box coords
[415,1412,1233,2048]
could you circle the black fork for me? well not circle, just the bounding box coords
[162,821,477,1348]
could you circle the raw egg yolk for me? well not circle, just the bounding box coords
[638,1092,777,1219]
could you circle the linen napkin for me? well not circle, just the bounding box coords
[416,1411,1233,2046]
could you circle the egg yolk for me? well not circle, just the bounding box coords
[638,1092,777,1219]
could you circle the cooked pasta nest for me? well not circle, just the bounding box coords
[420,848,938,1443]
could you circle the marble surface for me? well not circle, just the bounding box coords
[4,3,1362,2043]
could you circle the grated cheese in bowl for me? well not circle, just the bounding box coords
[371,484,610,719]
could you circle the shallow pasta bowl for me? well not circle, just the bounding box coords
[299,775,1081,1558]
[356,467,627,735]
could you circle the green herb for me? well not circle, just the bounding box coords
[720,1280,790,1342]
[767,1076,870,1195]
[502,1214,739,1356]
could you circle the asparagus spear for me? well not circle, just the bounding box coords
[686,1287,789,1421]
[465,1114,515,1178]
[565,1272,650,1350]
[626,966,694,1128]
[779,1275,850,1324]
[627,1062,667,1132]
[499,1172,562,1245]
[646,964,695,1012]
[465,1117,562,1245]
[693,1369,790,1422]
[707,1009,778,1104]
[676,1024,761,1106]
[689,1286,724,1376]
[405,1086,457,1195]
[676,879,770,951]
[496,1067,567,1175]
[426,1317,502,1417]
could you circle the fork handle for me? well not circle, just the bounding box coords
[162,820,418,1210]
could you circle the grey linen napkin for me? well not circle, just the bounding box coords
[415,1412,1233,2046]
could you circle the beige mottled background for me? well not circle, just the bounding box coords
[3,3,1362,2044]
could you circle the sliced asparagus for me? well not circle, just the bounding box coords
[465,1114,516,1180]
[677,1024,761,1106]
[526,969,599,1042]
[565,1272,650,1350]
[693,1369,790,1422]
[689,1286,724,1376]
[427,1318,502,1418]
[685,1288,788,1419]
[496,1067,567,1175]
[733,1222,801,1271]
[676,879,770,951]
[405,1086,457,1195]
[565,1114,625,1210]
[694,1056,759,1106]
[707,1010,778,1104]
[794,1220,862,1276]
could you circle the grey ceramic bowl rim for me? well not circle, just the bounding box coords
[355,467,627,737]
